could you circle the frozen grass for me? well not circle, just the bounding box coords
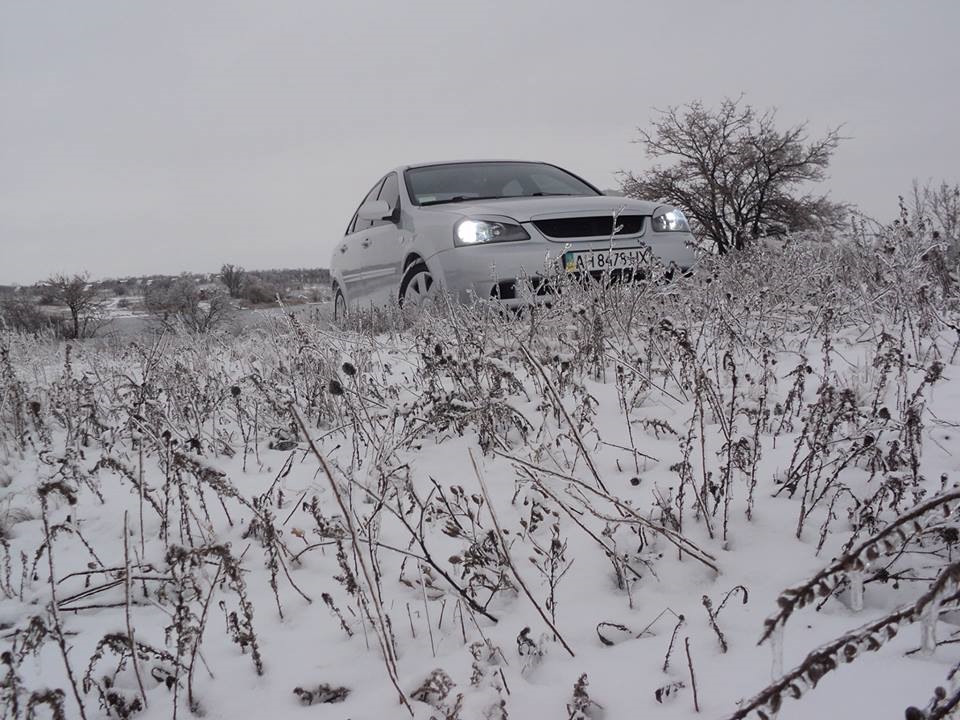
[1,220,959,719]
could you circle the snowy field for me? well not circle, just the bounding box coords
[1,233,958,720]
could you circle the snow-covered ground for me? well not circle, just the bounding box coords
[0,238,957,719]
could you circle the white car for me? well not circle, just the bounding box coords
[330,160,696,319]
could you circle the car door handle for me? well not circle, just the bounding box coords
[361,238,372,249]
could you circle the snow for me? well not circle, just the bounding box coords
[0,251,957,719]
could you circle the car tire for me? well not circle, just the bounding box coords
[333,287,347,323]
[398,261,436,308]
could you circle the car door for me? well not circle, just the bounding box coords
[336,177,385,306]
[363,172,407,306]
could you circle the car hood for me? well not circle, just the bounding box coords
[418,195,662,222]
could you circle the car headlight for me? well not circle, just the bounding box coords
[651,207,691,233]
[454,217,530,246]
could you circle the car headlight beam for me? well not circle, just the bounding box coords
[651,207,691,233]
[454,218,530,246]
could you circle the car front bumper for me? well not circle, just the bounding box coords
[426,232,697,305]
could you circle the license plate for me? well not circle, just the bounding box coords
[562,247,651,273]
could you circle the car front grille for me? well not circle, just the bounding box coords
[531,215,646,239]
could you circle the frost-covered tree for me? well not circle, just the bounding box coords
[146,276,233,333]
[220,264,246,299]
[620,96,846,253]
[44,272,104,339]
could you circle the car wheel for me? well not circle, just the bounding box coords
[399,262,436,307]
[333,287,347,323]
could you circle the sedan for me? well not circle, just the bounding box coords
[330,160,696,319]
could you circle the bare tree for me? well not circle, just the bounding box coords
[220,264,246,299]
[44,272,105,339]
[620,97,846,253]
[145,276,233,334]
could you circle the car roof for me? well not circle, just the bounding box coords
[397,159,550,172]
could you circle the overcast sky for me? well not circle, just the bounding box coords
[1,0,958,285]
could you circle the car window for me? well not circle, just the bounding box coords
[346,211,359,235]
[404,162,601,206]
[377,172,400,215]
[348,177,386,234]
[529,172,581,195]
[371,172,400,227]
[501,179,524,197]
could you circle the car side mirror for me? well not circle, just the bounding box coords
[357,200,393,222]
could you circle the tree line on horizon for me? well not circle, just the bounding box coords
[0,265,332,338]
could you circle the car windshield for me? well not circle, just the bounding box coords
[404,162,601,206]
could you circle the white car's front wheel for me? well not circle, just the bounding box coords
[399,262,436,307]
[333,287,347,323]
